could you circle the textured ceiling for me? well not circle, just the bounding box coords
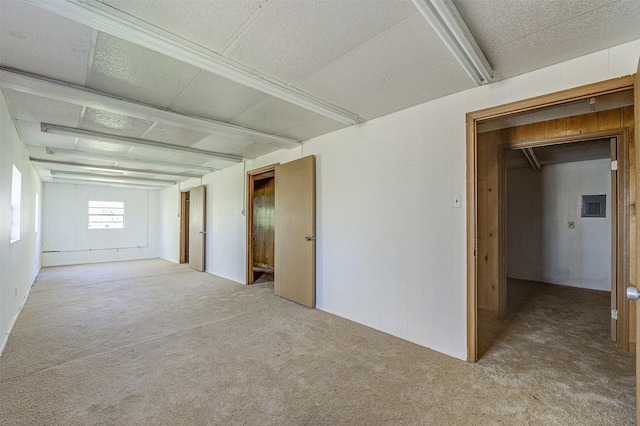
[0,0,639,188]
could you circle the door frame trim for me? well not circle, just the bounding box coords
[467,75,635,362]
[246,164,278,285]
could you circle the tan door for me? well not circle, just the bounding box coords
[189,185,206,272]
[275,155,316,307]
[634,57,639,424]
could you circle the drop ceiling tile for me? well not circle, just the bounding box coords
[200,157,243,170]
[99,0,265,53]
[224,0,418,83]
[170,72,270,122]
[282,117,348,141]
[456,0,640,80]
[141,123,209,148]
[76,138,132,154]
[1,89,83,127]
[298,16,454,106]
[230,142,282,160]
[345,63,474,120]
[79,108,153,138]
[229,98,319,136]
[88,32,202,108]
[17,120,77,150]
[125,146,214,166]
[0,0,92,85]
[191,134,254,153]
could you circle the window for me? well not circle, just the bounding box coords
[10,165,21,242]
[88,201,124,230]
[35,192,39,233]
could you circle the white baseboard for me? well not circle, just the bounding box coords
[0,268,38,356]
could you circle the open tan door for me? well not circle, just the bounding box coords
[634,57,640,424]
[275,155,316,307]
[189,185,206,272]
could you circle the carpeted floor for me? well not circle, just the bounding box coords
[0,260,635,425]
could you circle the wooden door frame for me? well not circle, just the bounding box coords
[246,164,278,285]
[467,75,635,362]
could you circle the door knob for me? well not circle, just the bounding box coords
[626,286,640,300]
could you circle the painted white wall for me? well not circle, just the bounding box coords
[507,160,612,290]
[158,185,180,263]
[0,90,42,354]
[42,183,159,266]
[157,39,640,360]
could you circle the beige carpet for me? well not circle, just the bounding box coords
[0,260,634,425]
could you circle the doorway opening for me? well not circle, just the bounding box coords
[180,190,190,264]
[477,133,630,358]
[247,165,277,285]
[467,77,636,362]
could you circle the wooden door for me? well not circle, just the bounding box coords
[634,57,639,423]
[189,185,206,272]
[275,155,316,307]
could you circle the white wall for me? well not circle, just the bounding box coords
[42,183,159,266]
[508,160,612,290]
[158,185,180,263]
[158,39,640,360]
[0,90,42,354]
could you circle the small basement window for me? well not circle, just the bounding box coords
[581,195,606,218]
[88,201,124,229]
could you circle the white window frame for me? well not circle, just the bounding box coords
[88,200,125,230]
[10,165,22,243]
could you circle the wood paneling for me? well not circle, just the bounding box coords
[476,130,504,317]
[624,105,636,351]
[252,177,275,269]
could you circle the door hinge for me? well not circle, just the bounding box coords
[611,309,618,320]
[611,160,618,171]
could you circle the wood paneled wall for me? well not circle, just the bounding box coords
[252,177,275,269]
[477,106,636,350]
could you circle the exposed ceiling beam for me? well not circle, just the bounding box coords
[25,0,360,125]
[411,0,493,85]
[41,123,244,162]
[30,159,204,179]
[50,170,176,186]
[41,147,216,173]
[0,67,300,148]
[522,147,542,170]
[48,177,166,190]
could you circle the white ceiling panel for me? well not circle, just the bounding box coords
[17,120,77,150]
[345,63,473,120]
[79,108,153,138]
[99,0,266,53]
[75,138,132,154]
[224,0,419,84]
[298,15,454,107]
[230,98,320,136]
[0,0,93,85]
[230,142,285,160]
[456,0,640,80]
[125,146,215,166]
[88,32,202,108]
[141,123,209,148]
[281,116,348,141]
[170,72,270,122]
[1,89,83,127]
[191,134,254,153]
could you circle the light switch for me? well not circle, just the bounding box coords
[453,194,462,208]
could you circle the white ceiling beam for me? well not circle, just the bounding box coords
[41,123,244,162]
[50,170,176,186]
[41,147,216,173]
[30,159,205,179]
[47,177,167,190]
[411,0,493,85]
[25,0,360,125]
[0,67,300,148]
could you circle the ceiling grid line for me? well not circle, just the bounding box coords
[220,0,274,54]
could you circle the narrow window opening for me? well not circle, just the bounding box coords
[10,165,22,243]
[88,200,125,229]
